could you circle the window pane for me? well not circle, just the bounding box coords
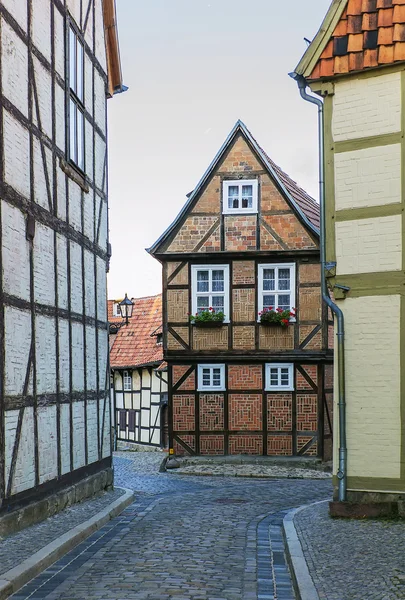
[263,269,275,291]
[77,109,84,171]
[212,270,224,292]
[278,268,291,291]
[263,295,275,310]
[270,368,279,386]
[212,369,221,386]
[197,270,209,292]
[278,295,290,311]
[241,185,253,209]
[69,28,76,93]
[69,99,77,163]
[228,185,239,209]
[212,296,224,313]
[197,297,209,312]
[280,369,290,386]
[77,41,84,102]
[202,369,211,386]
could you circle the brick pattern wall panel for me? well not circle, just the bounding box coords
[174,435,195,456]
[267,394,292,431]
[198,225,221,253]
[262,215,317,250]
[229,435,263,455]
[297,436,317,457]
[167,262,182,279]
[328,323,334,350]
[299,263,321,284]
[232,261,255,285]
[259,326,294,350]
[167,290,189,323]
[336,215,402,275]
[192,327,228,351]
[199,394,224,431]
[172,365,192,387]
[299,287,322,321]
[232,326,256,350]
[173,366,195,391]
[296,366,318,391]
[169,264,189,286]
[228,365,262,390]
[335,144,401,211]
[300,328,322,350]
[229,394,262,431]
[233,288,255,322]
[324,364,333,390]
[296,394,317,432]
[218,134,263,173]
[191,176,221,213]
[225,216,257,251]
[166,216,219,253]
[167,327,189,351]
[267,435,292,456]
[260,223,284,251]
[332,73,401,142]
[173,394,195,431]
[260,174,291,212]
[200,435,225,455]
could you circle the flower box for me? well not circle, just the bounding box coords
[260,321,283,327]
[192,320,224,328]
[258,307,296,328]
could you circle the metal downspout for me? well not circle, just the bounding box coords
[289,73,347,501]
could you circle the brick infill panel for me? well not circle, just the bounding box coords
[228,365,262,390]
[229,394,262,431]
[199,394,224,431]
[172,395,195,431]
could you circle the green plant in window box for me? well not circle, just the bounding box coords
[189,307,225,327]
[259,307,296,327]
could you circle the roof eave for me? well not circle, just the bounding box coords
[103,0,125,97]
[294,0,348,80]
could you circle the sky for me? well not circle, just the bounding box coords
[107,0,331,300]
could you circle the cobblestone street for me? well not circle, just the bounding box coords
[10,452,331,600]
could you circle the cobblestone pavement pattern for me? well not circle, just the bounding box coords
[11,452,332,600]
[295,501,405,600]
[0,488,125,577]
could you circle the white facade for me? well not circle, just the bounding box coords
[0,0,114,509]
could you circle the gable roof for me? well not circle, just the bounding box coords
[295,0,405,80]
[109,294,163,369]
[147,120,319,255]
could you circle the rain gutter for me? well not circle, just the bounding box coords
[289,73,347,502]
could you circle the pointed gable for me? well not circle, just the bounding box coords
[148,121,319,256]
[296,0,405,81]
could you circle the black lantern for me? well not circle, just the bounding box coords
[118,293,134,326]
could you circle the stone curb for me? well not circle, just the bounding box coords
[0,487,134,600]
[168,470,331,480]
[283,500,329,600]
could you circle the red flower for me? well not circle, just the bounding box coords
[209,307,213,311]
[269,306,274,310]
[276,308,283,313]
[282,318,289,324]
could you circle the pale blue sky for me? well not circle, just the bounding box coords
[107,0,330,299]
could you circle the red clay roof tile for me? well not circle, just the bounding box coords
[110,294,163,369]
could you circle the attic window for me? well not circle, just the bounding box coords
[223,180,258,214]
[156,333,163,345]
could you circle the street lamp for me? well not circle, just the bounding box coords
[118,293,134,326]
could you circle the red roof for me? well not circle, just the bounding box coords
[110,294,163,369]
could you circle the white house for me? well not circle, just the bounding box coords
[0,0,124,532]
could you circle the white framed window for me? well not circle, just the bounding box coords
[223,179,258,214]
[112,302,121,318]
[265,363,294,391]
[68,24,85,171]
[258,263,296,319]
[123,370,132,391]
[191,265,230,322]
[197,364,226,391]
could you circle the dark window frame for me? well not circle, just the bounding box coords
[66,19,85,174]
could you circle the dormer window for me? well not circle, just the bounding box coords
[223,180,258,214]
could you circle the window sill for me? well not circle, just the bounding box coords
[59,158,89,193]
[197,388,226,393]
[223,210,258,216]
[192,321,227,328]
[265,387,294,392]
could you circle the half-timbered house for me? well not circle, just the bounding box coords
[0,0,123,528]
[109,295,168,449]
[293,0,405,509]
[149,121,333,459]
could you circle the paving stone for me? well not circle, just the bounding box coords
[295,501,405,600]
[10,452,332,599]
